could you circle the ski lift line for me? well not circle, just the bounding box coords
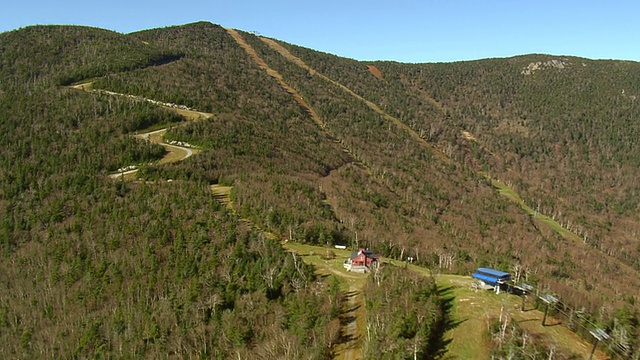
[484,277,629,358]
[539,294,559,304]
[539,305,626,359]
[529,292,629,359]
[516,283,609,332]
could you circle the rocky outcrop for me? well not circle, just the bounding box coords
[521,58,570,75]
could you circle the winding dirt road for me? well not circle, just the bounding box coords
[137,129,194,163]
[108,129,195,179]
[71,83,210,179]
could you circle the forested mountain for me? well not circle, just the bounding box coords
[0,21,638,358]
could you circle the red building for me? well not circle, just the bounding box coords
[344,248,379,272]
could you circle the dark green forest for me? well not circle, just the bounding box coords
[1,22,639,358]
[363,267,446,359]
[0,24,345,358]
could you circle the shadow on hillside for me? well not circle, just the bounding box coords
[426,285,465,359]
[341,290,361,317]
[339,317,359,343]
[337,290,361,345]
[521,305,535,312]
[543,319,563,327]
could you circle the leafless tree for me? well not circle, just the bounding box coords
[438,249,456,271]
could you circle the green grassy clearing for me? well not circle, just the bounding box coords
[488,177,581,242]
[210,184,232,197]
[282,242,367,290]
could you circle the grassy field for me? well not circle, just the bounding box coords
[210,184,232,207]
[434,274,605,359]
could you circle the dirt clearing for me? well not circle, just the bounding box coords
[367,65,383,79]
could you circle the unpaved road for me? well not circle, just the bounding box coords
[138,129,194,163]
[72,82,212,120]
[70,83,209,179]
[108,128,195,179]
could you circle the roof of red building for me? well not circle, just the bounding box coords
[349,248,379,260]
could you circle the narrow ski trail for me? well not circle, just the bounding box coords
[225,27,374,179]
[225,28,325,130]
[211,185,366,359]
[226,27,366,360]
[259,37,449,163]
[340,285,363,360]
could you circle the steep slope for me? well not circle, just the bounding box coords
[273,43,640,273]
[92,21,640,320]
[260,36,448,163]
[0,24,345,359]
[224,28,328,136]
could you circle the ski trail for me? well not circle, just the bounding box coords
[260,37,449,163]
[225,27,373,176]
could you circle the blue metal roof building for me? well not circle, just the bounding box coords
[472,267,511,286]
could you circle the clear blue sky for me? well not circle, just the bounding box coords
[2,0,639,63]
